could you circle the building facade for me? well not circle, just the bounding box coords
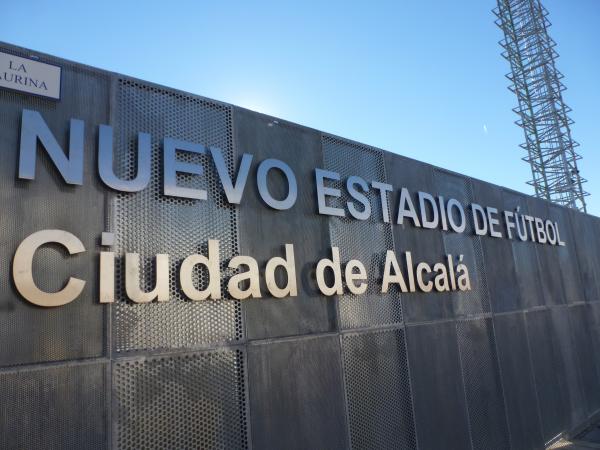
[1,42,600,450]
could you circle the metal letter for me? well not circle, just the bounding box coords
[416,262,433,292]
[345,259,368,294]
[525,215,536,242]
[256,159,297,210]
[346,176,371,221]
[316,247,343,296]
[125,253,170,303]
[397,188,421,227]
[381,250,408,293]
[556,222,566,246]
[315,169,345,217]
[210,147,252,204]
[227,255,262,299]
[98,124,151,192]
[265,244,297,298]
[163,137,207,200]
[534,217,547,244]
[99,252,115,303]
[471,203,488,236]
[13,229,86,307]
[504,210,515,239]
[19,109,84,185]
[545,220,558,245]
[180,240,222,301]
[446,199,466,233]
[438,196,449,230]
[371,181,393,223]
[418,191,439,229]
[486,207,503,238]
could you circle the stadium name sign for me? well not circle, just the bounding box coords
[12,109,566,307]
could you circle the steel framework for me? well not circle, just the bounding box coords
[494,0,588,212]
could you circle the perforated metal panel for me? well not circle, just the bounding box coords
[569,304,600,416]
[471,179,521,313]
[247,336,348,449]
[526,308,570,441]
[0,46,108,367]
[406,321,472,449]
[502,190,546,309]
[528,197,566,306]
[569,210,600,303]
[236,109,336,340]
[112,79,242,352]
[551,306,586,427]
[341,329,417,450]
[548,205,584,304]
[434,170,491,317]
[456,318,510,450]
[4,41,600,450]
[113,349,248,449]
[586,302,600,415]
[0,362,107,449]
[383,152,454,323]
[322,135,401,329]
[493,312,544,450]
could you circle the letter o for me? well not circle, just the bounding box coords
[447,199,466,233]
[256,159,298,210]
[12,229,86,307]
[545,220,557,245]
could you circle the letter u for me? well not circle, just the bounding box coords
[125,253,170,303]
[98,125,151,192]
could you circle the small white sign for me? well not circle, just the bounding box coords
[0,51,61,100]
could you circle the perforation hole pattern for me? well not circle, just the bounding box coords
[322,135,401,329]
[0,46,108,367]
[434,169,491,316]
[456,318,510,450]
[114,350,248,450]
[342,329,417,450]
[112,79,242,352]
[0,363,106,449]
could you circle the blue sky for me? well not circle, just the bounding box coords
[3,0,599,215]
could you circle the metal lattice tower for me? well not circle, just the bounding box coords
[494,0,588,212]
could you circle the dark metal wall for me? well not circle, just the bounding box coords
[1,42,600,450]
